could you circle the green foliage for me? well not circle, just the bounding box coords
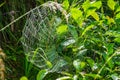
[56,0,120,80]
[20,76,28,80]
[107,0,116,10]
[62,0,69,10]
[1,0,120,80]
[37,70,48,80]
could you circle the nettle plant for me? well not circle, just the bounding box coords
[21,0,120,80]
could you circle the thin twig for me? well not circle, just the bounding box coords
[0,5,41,31]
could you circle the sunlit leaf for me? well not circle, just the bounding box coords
[91,1,102,9]
[116,12,120,19]
[20,76,28,80]
[57,25,68,34]
[82,0,90,12]
[86,8,96,18]
[81,24,94,37]
[37,69,48,80]
[107,0,116,10]
[46,61,53,68]
[116,6,120,13]
[70,8,82,21]
[114,37,120,43]
[91,12,99,21]
[106,16,115,24]
[62,0,69,10]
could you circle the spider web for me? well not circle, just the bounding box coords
[21,1,68,72]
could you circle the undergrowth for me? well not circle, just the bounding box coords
[0,0,120,80]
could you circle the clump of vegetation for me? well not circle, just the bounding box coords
[0,0,120,80]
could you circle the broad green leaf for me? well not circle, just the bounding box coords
[46,61,53,68]
[86,8,96,18]
[116,12,120,19]
[70,8,82,21]
[114,37,120,43]
[62,0,69,10]
[91,12,99,21]
[106,16,115,24]
[37,69,48,80]
[116,6,120,13]
[20,76,28,80]
[82,0,90,12]
[91,1,102,9]
[68,25,78,40]
[57,25,68,34]
[81,24,94,37]
[107,0,116,10]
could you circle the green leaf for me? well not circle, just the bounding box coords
[86,8,96,18]
[85,73,101,79]
[114,37,120,43]
[57,25,68,34]
[105,31,120,37]
[115,6,120,13]
[81,24,94,37]
[37,69,48,80]
[68,25,78,40]
[20,76,28,80]
[116,12,120,19]
[82,0,90,12]
[46,61,53,68]
[62,0,69,10]
[107,0,116,10]
[91,1,102,9]
[91,12,99,21]
[0,1,6,7]
[106,16,115,24]
[70,8,82,21]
